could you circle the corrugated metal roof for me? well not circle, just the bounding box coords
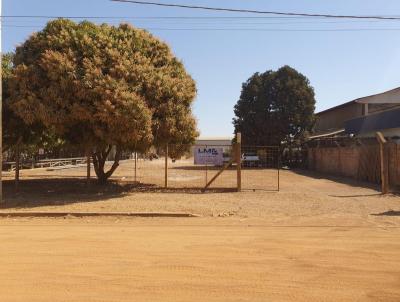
[316,100,356,116]
[355,87,400,104]
[345,108,400,135]
[316,86,400,115]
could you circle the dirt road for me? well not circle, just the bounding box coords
[2,162,400,301]
[1,218,399,302]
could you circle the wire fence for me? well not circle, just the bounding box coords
[4,143,281,192]
[241,145,280,191]
[128,144,280,191]
[130,144,236,189]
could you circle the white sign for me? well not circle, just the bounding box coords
[194,147,224,166]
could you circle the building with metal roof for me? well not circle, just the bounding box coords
[312,87,400,140]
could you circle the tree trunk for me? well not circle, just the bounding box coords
[92,145,122,184]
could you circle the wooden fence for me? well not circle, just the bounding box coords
[308,142,400,190]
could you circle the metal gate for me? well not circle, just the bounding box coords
[130,144,237,190]
[241,145,280,191]
[119,143,280,192]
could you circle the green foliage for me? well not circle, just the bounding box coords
[3,52,15,150]
[233,66,316,146]
[3,53,47,152]
[10,19,198,182]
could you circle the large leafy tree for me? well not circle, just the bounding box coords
[233,66,316,146]
[3,53,47,154]
[3,52,17,152]
[10,19,198,183]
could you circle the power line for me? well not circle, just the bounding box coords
[110,0,400,20]
[1,18,394,25]
[2,15,399,22]
[0,15,344,20]
[4,25,400,32]
[123,28,400,32]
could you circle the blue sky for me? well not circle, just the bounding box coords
[4,0,400,137]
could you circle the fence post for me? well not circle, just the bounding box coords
[15,142,21,190]
[277,147,281,192]
[134,152,137,183]
[165,144,169,188]
[86,152,91,187]
[236,133,242,192]
[376,132,389,194]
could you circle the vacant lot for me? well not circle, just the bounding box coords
[4,157,280,190]
[1,160,400,301]
[2,159,399,226]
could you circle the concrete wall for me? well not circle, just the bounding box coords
[308,143,400,190]
[308,146,360,179]
[389,144,400,188]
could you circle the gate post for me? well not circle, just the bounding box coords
[236,133,242,192]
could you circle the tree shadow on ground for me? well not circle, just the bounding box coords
[2,178,235,210]
[291,169,382,192]
[329,193,383,198]
[371,210,400,216]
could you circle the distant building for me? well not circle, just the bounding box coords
[312,87,400,140]
[193,137,233,155]
[195,137,232,147]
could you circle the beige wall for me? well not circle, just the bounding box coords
[308,147,360,179]
[308,143,400,190]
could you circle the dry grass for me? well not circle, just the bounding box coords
[3,157,278,190]
[2,159,399,228]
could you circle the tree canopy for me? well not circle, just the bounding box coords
[3,53,47,153]
[10,19,198,182]
[3,52,16,151]
[233,66,316,146]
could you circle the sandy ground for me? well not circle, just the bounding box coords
[1,161,400,301]
[3,158,279,190]
[0,218,399,302]
[2,160,399,227]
